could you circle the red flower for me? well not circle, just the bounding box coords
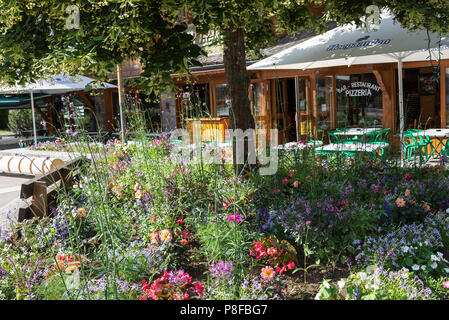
[287,261,295,270]
[404,173,411,181]
[176,218,183,224]
[193,282,205,296]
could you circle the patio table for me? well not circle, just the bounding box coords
[333,127,383,141]
[411,129,449,158]
[315,143,383,158]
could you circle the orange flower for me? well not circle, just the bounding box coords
[76,207,87,218]
[159,229,172,243]
[260,266,275,282]
[396,197,406,208]
[404,189,410,197]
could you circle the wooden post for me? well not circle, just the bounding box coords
[104,89,114,132]
[31,181,47,218]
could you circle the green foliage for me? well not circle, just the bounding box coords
[7,109,42,135]
[0,0,203,93]
[0,110,9,129]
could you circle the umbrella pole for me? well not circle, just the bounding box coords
[397,58,405,166]
[294,76,300,141]
[30,90,37,146]
[117,64,126,142]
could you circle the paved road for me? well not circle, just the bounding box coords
[0,174,32,233]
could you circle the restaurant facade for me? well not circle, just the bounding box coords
[161,18,449,148]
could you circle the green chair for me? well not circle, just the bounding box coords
[327,130,343,144]
[365,128,390,161]
[404,133,426,165]
[405,129,431,161]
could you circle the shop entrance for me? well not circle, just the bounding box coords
[401,67,440,129]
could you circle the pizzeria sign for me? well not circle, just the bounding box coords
[336,81,381,97]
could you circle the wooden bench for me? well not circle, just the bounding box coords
[18,157,86,220]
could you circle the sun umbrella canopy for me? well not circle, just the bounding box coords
[0,73,116,94]
[248,12,449,71]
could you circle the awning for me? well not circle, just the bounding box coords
[248,12,449,71]
[0,94,50,110]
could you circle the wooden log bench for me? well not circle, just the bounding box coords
[18,157,86,221]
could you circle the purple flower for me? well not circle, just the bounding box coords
[210,260,234,279]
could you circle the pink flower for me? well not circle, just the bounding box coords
[150,231,159,244]
[289,171,295,178]
[293,181,299,188]
[227,212,243,224]
[404,173,411,181]
[442,281,449,289]
[260,266,275,282]
[305,221,311,225]
[282,177,288,185]
[274,188,280,195]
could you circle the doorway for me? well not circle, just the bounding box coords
[400,67,440,129]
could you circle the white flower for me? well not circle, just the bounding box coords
[337,280,345,290]
[322,280,330,289]
[444,268,449,274]
[412,264,420,271]
[421,265,426,270]
[430,254,440,262]
[437,252,443,258]
[359,272,367,281]
[431,262,438,269]
[446,207,449,214]
[401,246,410,253]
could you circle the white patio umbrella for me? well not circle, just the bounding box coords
[248,11,449,163]
[0,73,117,145]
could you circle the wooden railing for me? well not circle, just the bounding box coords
[19,157,86,221]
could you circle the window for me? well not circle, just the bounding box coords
[336,73,383,128]
[215,83,230,117]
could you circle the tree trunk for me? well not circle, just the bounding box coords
[223,28,255,175]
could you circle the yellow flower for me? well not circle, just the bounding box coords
[396,197,406,208]
[135,190,143,200]
[404,189,410,197]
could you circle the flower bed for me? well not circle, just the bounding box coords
[1,135,449,300]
